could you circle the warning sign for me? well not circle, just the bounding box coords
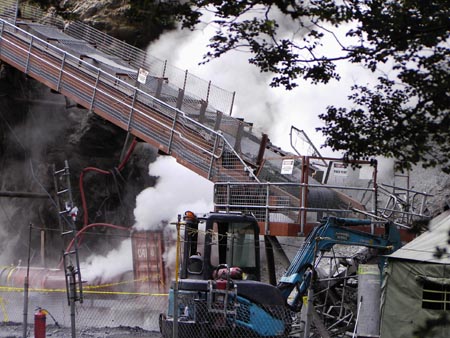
[138,68,149,84]
[281,159,295,175]
[332,162,348,177]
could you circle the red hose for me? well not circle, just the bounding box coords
[58,222,131,269]
[79,138,138,226]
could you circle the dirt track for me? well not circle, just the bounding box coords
[0,322,161,338]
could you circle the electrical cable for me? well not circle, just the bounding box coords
[110,167,124,213]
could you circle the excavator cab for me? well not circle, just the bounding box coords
[181,211,261,281]
[161,211,290,338]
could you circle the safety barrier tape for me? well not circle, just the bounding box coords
[0,286,167,296]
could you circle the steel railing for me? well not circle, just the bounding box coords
[0,18,256,183]
[214,181,376,234]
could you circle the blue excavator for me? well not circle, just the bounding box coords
[159,211,402,337]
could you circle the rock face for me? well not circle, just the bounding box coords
[56,0,174,48]
[0,66,157,266]
[62,0,134,40]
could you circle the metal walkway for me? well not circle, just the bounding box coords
[0,19,253,181]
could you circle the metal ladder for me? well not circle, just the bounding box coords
[53,160,83,336]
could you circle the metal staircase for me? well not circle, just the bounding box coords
[0,15,255,182]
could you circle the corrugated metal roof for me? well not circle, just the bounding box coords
[388,210,450,264]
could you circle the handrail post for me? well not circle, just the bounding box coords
[126,88,138,132]
[226,183,230,213]
[207,133,220,180]
[56,52,67,92]
[13,0,19,26]
[0,21,4,52]
[89,70,101,112]
[167,110,178,154]
[299,156,308,235]
[24,36,33,74]
[265,183,270,235]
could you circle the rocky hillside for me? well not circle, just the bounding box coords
[45,0,176,48]
[0,66,158,266]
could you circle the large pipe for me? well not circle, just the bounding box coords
[0,266,66,290]
[356,264,381,337]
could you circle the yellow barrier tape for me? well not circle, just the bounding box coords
[0,286,167,296]
[83,276,166,290]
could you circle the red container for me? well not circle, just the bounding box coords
[131,230,166,293]
[34,308,46,338]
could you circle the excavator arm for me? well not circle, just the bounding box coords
[277,216,402,310]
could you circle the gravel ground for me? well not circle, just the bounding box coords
[0,322,161,338]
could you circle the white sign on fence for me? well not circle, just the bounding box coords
[281,159,295,175]
[332,162,348,177]
[138,68,149,84]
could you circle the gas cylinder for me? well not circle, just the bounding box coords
[34,308,46,338]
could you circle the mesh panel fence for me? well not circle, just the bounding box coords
[63,20,235,116]
[0,1,236,123]
[0,0,17,22]
[162,276,359,338]
[0,17,256,184]
[161,301,295,338]
[0,286,167,332]
[213,156,383,235]
[0,253,362,337]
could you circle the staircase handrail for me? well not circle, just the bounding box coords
[0,18,258,182]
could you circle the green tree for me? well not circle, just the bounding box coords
[169,0,450,172]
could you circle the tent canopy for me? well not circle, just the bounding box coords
[387,210,450,264]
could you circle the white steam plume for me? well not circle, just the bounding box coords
[0,204,23,265]
[133,156,214,231]
[81,238,132,283]
[133,155,214,274]
[147,11,388,158]
[79,155,214,282]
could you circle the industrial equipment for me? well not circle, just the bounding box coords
[159,211,402,337]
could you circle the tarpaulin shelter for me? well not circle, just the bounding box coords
[380,210,450,338]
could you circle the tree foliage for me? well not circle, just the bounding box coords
[169,0,450,172]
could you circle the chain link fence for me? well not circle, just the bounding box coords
[161,300,296,338]
[0,288,167,332]
[0,229,171,333]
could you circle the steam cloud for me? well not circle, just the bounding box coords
[81,238,132,283]
[78,9,398,283]
[148,12,384,157]
[80,155,214,282]
[0,204,22,265]
[133,156,214,231]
